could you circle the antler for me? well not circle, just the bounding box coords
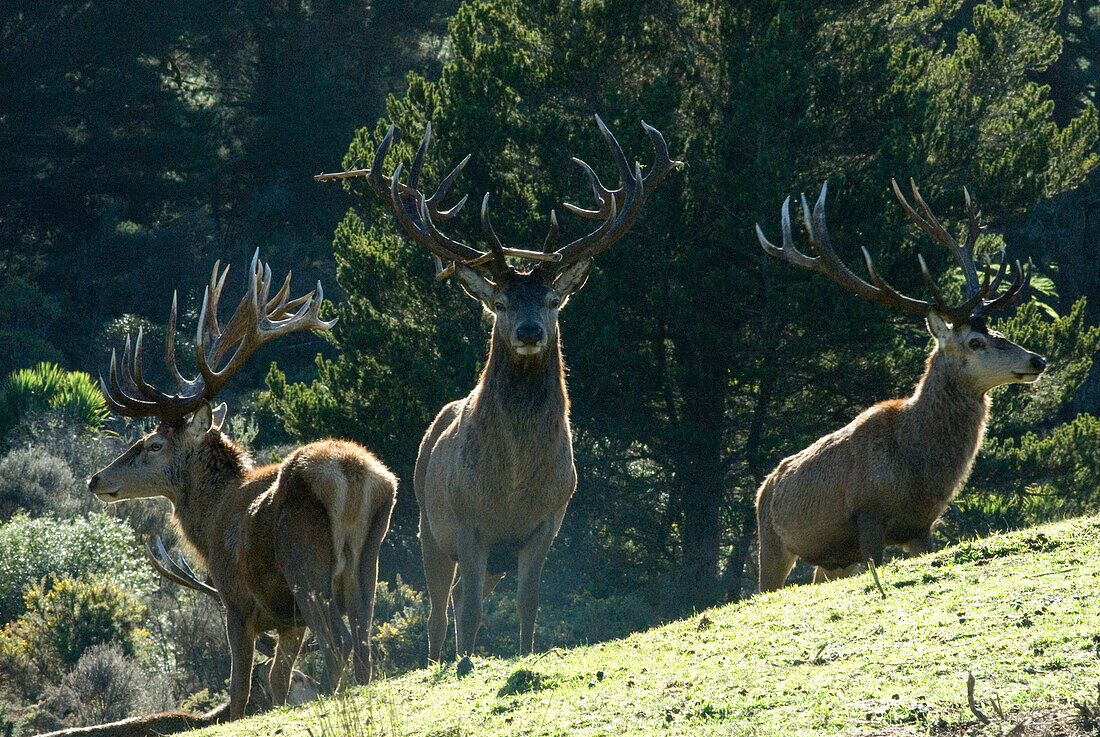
[755,180,1032,323]
[545,116,684,273]
[101,250,336,427]
[315,116,683,279]
[145,536,220,599]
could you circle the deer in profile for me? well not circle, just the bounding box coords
[318,116,682,669]
[86,253,397,718]
[754,180,1046,595]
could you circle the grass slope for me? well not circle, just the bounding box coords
[198,516,1100,737]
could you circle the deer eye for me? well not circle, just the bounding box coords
[148,442,163,452]
[493,300,505,311]
[549,296,561,309]
[968,338,984,350]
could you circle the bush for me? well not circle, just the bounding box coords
[0,513,154,625]
[0,576,148,700]
[0,363,109,440]
[53,643,170,728]
[371,577,427,676]
[0,448,76,521]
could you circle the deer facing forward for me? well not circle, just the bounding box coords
[87,254,396,718]
[754,181,1046,594]
[320,116,682,666]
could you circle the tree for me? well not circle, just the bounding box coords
[269,0,1098,614]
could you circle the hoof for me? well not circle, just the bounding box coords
[457,656,474,677]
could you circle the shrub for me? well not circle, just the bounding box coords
[0,448,77,521]
[0,363,110,440]
[53,643,148,726]
[0,513,154,625]
[0,576,148,701]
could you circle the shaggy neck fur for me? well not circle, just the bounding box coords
[474,325,570,442]
[901,348,990,499]
[172,431,253,562]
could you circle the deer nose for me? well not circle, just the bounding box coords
[87,475,99,492]
[1030,355,1047,373]
[515,322,545,346]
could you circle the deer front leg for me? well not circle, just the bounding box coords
[516,513,563,654]
[856,512,886,599]
[454,525,487,668]
[225,608,255,720]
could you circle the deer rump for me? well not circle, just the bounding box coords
[240,441,396,626]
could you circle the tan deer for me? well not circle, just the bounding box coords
[754,180,1046,595]
[318,116,682,669]
[86,253,397,718]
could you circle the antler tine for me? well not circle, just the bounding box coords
[893,178,983,297]
[146,537,221,600]
[480,193,509,273]
[976,258,1031,315]
[755,196,817,269]
[543,209,559,253]
[549,116,683,272]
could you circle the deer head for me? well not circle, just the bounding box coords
[88,252,335,501]
[317,116,683,360]
[756,180,1047,393]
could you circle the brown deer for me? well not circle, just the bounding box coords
[86,253,397,718]
[317,116,682,668]
[754,180,1046,595]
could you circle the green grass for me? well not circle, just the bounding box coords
[197,516,1100,736]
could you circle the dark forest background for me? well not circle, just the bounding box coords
[2,0,1100,731]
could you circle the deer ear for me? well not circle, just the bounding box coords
[455,265,496,309]
[926,311,952,343]
[553,259,592,299]
[186,402,214,438]
[210,402,228,431]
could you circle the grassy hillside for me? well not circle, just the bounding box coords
[198,516,1100,737]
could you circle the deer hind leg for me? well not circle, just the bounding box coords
[349,499,394,684]
[269,625,306,706]
[757,510,797,593]
[277,496,352,694]
[420,512,456,664]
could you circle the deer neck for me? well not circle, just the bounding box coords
[904,348,990,475]
[172,432,253,556]
[475,329,570,433]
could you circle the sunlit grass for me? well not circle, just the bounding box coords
[194,516,1100,737]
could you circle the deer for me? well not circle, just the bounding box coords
[86,252,397,719]
[316,116,682,670]
[753,180,1047,596]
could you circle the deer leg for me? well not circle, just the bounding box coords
[516,515,562,654]
[757,507,797,592]
[269,625,306,706]
[856,512,887,599]
[350,501,394,684]
[277,498,352,694]
[225,608,255,720]
[420,513,456,664]
[903,529,934,556]
[454,525,488,660]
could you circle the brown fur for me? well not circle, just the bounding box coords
[88,407,396,719]
[756,316,1044,592]
[415,269,579,663]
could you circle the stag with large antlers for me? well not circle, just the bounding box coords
[318,116,682,668]
[754,180,1046,596]
[87,253,397,718]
